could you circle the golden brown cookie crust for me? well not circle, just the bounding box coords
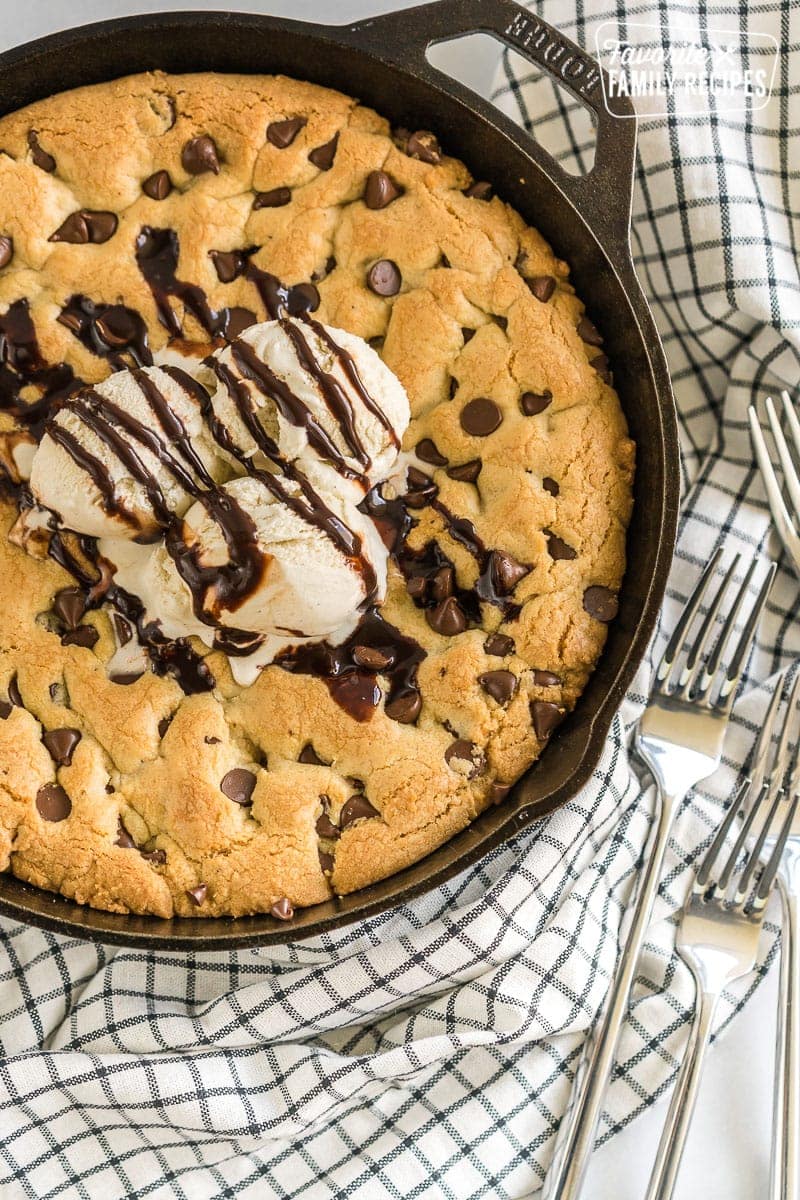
[0,71,634,917]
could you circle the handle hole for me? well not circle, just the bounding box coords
[426,34,596,177]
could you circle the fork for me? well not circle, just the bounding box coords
[645,722,799,1198]
[750,392,800,1200]
[543,550,776,1200]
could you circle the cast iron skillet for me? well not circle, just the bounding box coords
[0,0,679,947]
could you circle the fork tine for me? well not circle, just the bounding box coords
[781,390,800,468]
[766,670,800,793]
[692,557,759,700]
[783,673,800,798]
[713,781,770,895]
[754,794,799,908]
[694,779,751,891]
[734,785,783,903]
[655,548,724,690]
[746,670,786,795]
[676,555,740,694]
[717,562,776,712]
[749,404,799,548]
[765,395,800,517]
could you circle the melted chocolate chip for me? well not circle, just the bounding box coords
[209,247,256,283]
[583,585,619,622]
[405,465,438,508]
[384,689,422,724]
[220,767,257,806]
[520,391,552,416]
[531,700,564,740]
[157,716,172,739]
[591,353,613,384]
[7,675,23,708]
[546,531,578,561]
[225,307,257,339]
[484,632,514,657]
[426,596,467,637]
[533,669,561,687]
[319,849,334,874]
[115,818,137,849]
[526,275,556,303]
[186,883,207,906]
[110,671,143,685]
[253,187,292,209]
[447,459,482,484]
[478,670,517,705]
[352,645,392,670]
[364,169,404,210]
[270,896,294,920]
[405,130,441,164]
[53,587,86,629]
[62,626,99,650]
[308,133,339,170]
[0,236,13,269]
[49,210,118,245]
[27,130,55,173]
[460,398,502,437]
[487,551,530,595]
[542,477,559,496]
[416,437,448,467]
[463,181,492,200]
[577,315,603,346]
[267,116,306,148]
[42,727,81,766]
[339,794,379,827]
[182,135,220,175]
[489,781,513,805]
[35,782,71,822]
[204,735,221,745]
[315,798,340,840]
[299,743,325,765]
[142,170,172,200]
[0,700,11,720]
[367,259,401,296]
[444,738,484,779]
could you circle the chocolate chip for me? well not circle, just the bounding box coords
[407,576,427,601]
[591,353,613,384]
[484,632,514,657]
[220,767,257,806]
[210,249,249,283]
[182,135,220,175]
[526,275,556,303]
[431,566,454,602]
[115,818,137,849]
[489,781,513,805]
[7,675,22,708]
[460,398,502,437]
[308,133,339,170]
[531,700,565,740]
[299,743,325,765]
[577,315,603,346]
[405,130,441,164]
[42,727,81,766]
[204,735,221,745]
[35,782,71,822]
[186,884,207,906]
[111,671,143,686]
[543,477,559,496]
[96,310,138,347]
[488,551,530,595]
[271,896,294,920]
[583,585,618,622]
[253,187,291,209]
[267,116,306,148]
[533,669,561,687]
[0,701,11,720]
[462,327,475,344]
[444,738,485,779]
[315,799,340,840]
[385,688,422,724]
[426,596,467,637]
[478,670,517,705]
[224,308,257,339]
[27,130,55,173]
[142,848,167,865]
[0,236,13,269]
[157,716,172,739]
[49,210,118,245]
[286,282,320,315]
[53,588,86,629]
[339,794,379,827]
[520,391,552,416]
[319,849,334,874]
[62,626,99,650]
[365,169,403,209]
[546,531,578,561]
[447,459,482,484]
[142,170,172,200]
[352,645,392,671]
[463,181,492,200]
[416,437,448,467]
[405,466,437,507]
[367,259,401,296]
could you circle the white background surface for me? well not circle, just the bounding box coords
[0,1,780,1196]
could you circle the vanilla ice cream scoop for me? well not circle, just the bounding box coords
[29,365,229,541]
[208,316,409,492]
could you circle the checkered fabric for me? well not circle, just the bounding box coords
[1,2,799,1196]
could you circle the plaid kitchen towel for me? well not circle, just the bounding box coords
[2,2,799,1197]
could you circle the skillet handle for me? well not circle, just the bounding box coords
[347,0,637,264]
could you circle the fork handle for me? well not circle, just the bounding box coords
[645,980,719,1200]
[543,787,678,1199]
[772,861,800,1200]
